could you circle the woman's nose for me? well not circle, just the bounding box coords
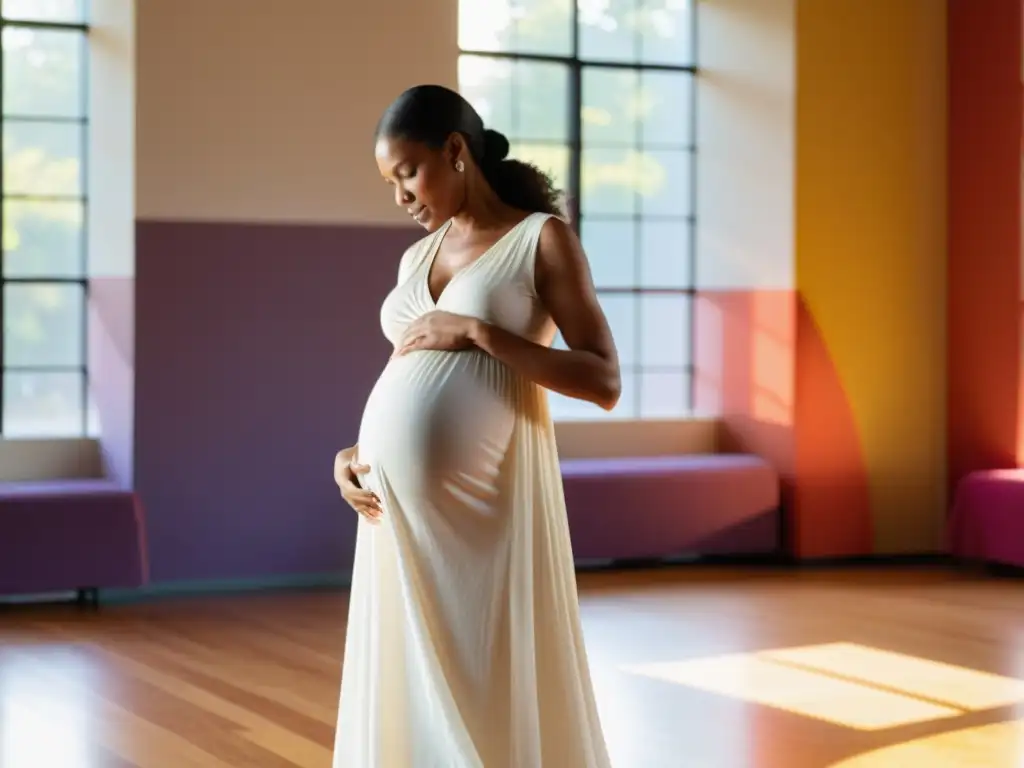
[395,186,413,207]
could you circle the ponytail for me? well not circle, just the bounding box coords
[480,159,564,217]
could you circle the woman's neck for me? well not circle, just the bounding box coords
[450,173,517,235]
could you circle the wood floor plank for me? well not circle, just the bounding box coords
[3,567,1024,767]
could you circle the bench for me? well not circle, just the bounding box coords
[561,454,781,565]
[0,479,149,605]
[949,469,1024,568]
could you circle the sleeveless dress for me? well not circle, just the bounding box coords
[332,212,612,768]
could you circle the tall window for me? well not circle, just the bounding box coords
[0,0,88,437]
[459,0,697,421]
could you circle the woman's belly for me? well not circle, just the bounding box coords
[356,349,517,517]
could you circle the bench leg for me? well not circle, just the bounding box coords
[75,587,100,610]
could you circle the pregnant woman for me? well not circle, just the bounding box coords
[332,84,619,768]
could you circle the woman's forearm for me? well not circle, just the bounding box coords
[469,320,620,410]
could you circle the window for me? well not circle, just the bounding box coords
[459,0,697,421]
[0,0,89,437]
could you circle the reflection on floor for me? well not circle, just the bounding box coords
[2,566,1024,767]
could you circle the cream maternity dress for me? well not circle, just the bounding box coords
[332,212,612,768]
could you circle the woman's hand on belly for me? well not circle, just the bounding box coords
[333,444,382,524]
[393,310,480,357]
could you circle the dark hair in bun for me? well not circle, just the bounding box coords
[483,128,510,162]
[375,85,562,216]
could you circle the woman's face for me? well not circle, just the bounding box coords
[375,134,464,232]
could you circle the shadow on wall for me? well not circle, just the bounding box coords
[695,290,872,558]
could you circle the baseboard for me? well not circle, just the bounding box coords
[575,550,789,572]
[575,551,955,573]
[0,553,962,608]
[99,570,352,604]
[0,590,78,605]
[791,552,953,568]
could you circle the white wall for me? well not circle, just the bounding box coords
[88,0,135,279]
[696,0,796,291]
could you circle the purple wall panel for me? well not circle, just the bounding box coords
[135,220,419,582]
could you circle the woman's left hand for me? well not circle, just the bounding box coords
[394,311,479,356]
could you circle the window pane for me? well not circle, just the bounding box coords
[3,27,84,119]
[639,71,692,147]
[599,292,636,367]
[510,142,570,194]
[578,0,639,62]
[4,120,83,197]
[3,282,84,367]
[582,218,635,288]
[582,147,638,216]
[3,199,83,278]
[459,55,513,136]
[582,67,638,146]
[549,371,636,421]
[640,219,689,288]
[514,0,574,55]
[548,390,597,421]
[638,148,690,217]
[460,57,570,144]
[640,294,689,367]
[2,370,83,437]
[2,0,86,23]
[638,0,694,67]
[459,0,572,56]
[514,62,570,142]
[640,370,689,418]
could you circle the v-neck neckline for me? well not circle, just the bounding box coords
[423,214,532,306]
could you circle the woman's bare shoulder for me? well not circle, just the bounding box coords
[535,215,587,285]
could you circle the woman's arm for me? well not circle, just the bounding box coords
[468,217,621,410]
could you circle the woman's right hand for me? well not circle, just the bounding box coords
[333,444,382,523]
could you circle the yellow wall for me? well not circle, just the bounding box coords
[795,0,948,552]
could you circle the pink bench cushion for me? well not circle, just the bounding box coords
[561,454,780,562]
[0,479,149,596]
[949,469,1024,567]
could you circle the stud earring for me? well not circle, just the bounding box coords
[455,160,465,173]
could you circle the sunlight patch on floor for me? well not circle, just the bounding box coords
[829,718,1024,767]
[622,642,1024,731]
[762,642,1024,711]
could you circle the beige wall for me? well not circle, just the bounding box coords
[0,439,102,483]
[135,0,458,226]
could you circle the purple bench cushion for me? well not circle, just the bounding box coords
[949,469,1024,567]
[0,479,149,596]
[561,453,780,562]
[561,453,773,477]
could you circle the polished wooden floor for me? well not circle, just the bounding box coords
[2,566,1024,767]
